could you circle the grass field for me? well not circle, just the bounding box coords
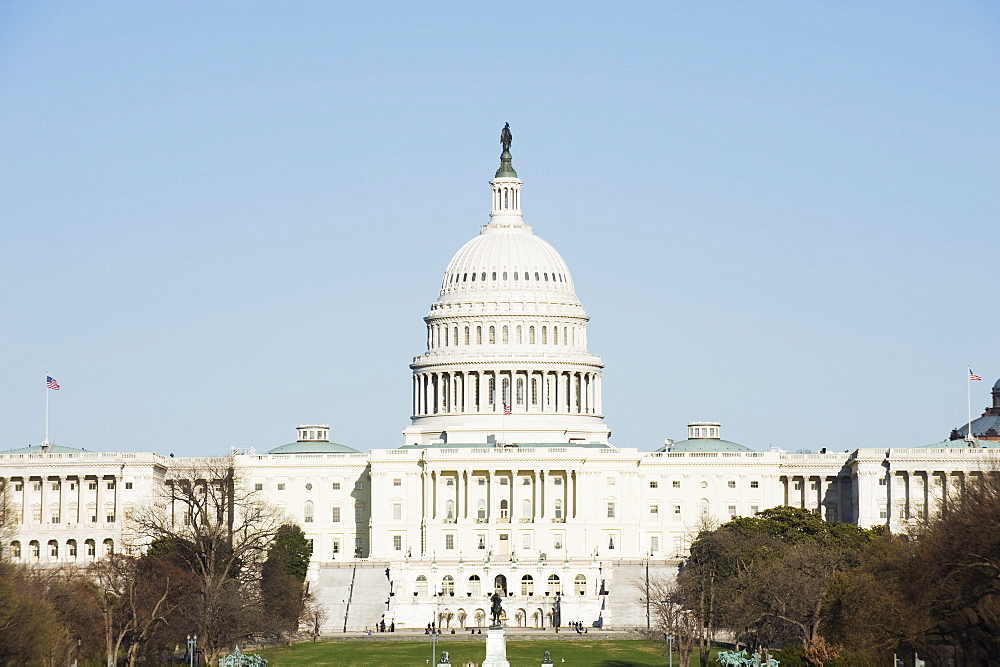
[256,638,715,666]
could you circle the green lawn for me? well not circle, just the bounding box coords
[257,638,714,666]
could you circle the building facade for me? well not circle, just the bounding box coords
[2,137,997,631]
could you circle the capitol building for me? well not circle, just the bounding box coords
[2,134,997,631]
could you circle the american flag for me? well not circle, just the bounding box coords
[503,403,512,415]
[970,371,983,381]
[46,376,60,390]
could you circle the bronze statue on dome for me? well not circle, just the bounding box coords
[500,123,512,152]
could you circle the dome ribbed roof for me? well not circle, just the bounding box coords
[439,227,577,300]
[266,441,359,455]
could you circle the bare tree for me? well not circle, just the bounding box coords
[639,574,699,667]
[127,457,279,662]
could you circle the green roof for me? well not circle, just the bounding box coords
[660,438,754,453]
[266,441,359,455]
[0,443,91,454]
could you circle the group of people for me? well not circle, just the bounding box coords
[370,619,394,633]
[569,621,588,634]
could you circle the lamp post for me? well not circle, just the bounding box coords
[645,557,650,630]
[187,634,197,667]
[430,629,438,665]
[665,634,674,667]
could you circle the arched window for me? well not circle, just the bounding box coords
[471,271,476,282]
[522,499,532,518]
[416,575,428,596]
[476,326,482,345]
[502,377,510,406]
[553,326,558,345]
[469,575,481,597]
[521,575,534,596]
[529,326,536,344]
[514,271,519,281]
[30,540,40,559]
[464,326,470,345]
[303,501,314,523]
[544,272,549,281]
[541,326,547,344]
[500,499,509,519]
[502,325,508,344]
[67,539,77,559]
[481,272,486,281]
[453,328,459,346]
[442,575,455,595]
[516,325,522,344]
[463,273,468,282]
[104,539,114,556]
[488,376,495,405]
[10,541,21,559]
[564,327,569,345]
[85,539,96,557]
[492,271,497,280]
[516,378,524,404]
[48,540,58,558]
[478,500,486,520]
[534,272,540,280]
[446,500,455,520]
[489,326,495,344]
[503,271,508,280]
[574,575,587,595]
[554,499,563,519]
[547,575,560,595]
[524,271,529,281]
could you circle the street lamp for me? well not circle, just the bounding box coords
[430,629,438,665]
[665,634,675,667]
[187,634,197,667]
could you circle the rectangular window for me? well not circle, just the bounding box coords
[810,481,819,491]
[304,515,313,524]
[393,535,402,551]
[500,477,509,486]
[393,503,402,520]
[793,481,802,490]
[522,477,531,485]
[254,483,263,491]
[107,482,115,490]
[728,505,737,517]
[554,477,563,486]
[554,534,563,550]
[277,483,285,491]
[751,505,760,515]
[650,505,659,518]
[393,478,401,487]
[607,502,615,518]
[306,539,314,554]
[477,534,486,549]
[649,480,658,489]
[650,536,659,553]
[355,537,363,555]
[107,514,116,523]
[332,507,341,522]
[446,478,454,486]
[14,482,23,491]
[607,477,616,486]
[355,481,364,490]
[51,514,60,523]
[879,478,887,486]
[51,482,60,491]
[879,508,888,519]
[673,505,681,517]
[750,480,759,488]
[332,539,340,555]
[522,532,531,550]
[672,480,680,488]
[33,483,41,492]
[332,482,341,490]
[88,482,97,490]
[125,482,133,490]
[727,480,736,488]
[445,534,454,550]
[355,506,363,523]
[478,477,486,486]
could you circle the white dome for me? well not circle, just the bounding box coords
[439,226,578,301]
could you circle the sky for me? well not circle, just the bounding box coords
[2,2,997,456]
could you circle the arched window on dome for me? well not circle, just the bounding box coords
[564,327,568,346]
[463,273,468,282]
[516,325,522,344]
[514,272,518,281]
[502,325,508,344]
[531,377,538,405]
[535,272,540,280]
[443,327,449,346]
[524,271,529,281]
[544,272,548,281]
[477,326,482,345]
[481,272,486,281]
[502,377,510,406]
[453,327,459,346]
[489,326,496,344]
[492,271,497,281]
[529,326,536,344]
[516,378,524,405]
[465,326,470,346]
[541,326,547,344]
[503,271,508,280]
[504,188,509,209]
[553,326,558,345]
[488,376,495,406]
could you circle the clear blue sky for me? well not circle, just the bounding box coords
[2,2,997,456]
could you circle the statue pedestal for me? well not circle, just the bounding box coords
[481,627,510,667]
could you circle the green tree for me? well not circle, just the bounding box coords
[261,524,312,640]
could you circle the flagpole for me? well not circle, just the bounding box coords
[968,368,974,443]
[45,373,50,445]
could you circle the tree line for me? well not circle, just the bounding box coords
[645,472,1000,666]
[0,461,317,665]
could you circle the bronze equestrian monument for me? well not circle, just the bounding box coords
[482,590,510,667]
